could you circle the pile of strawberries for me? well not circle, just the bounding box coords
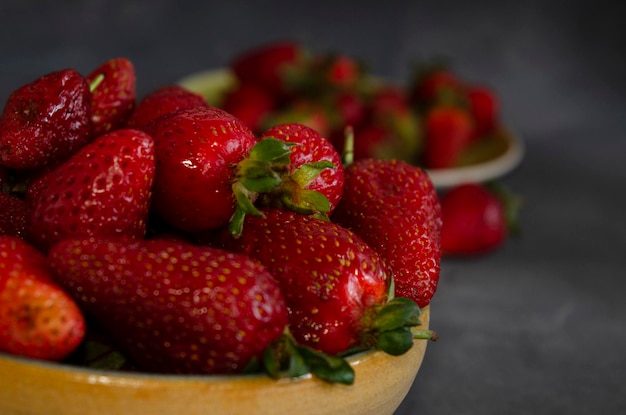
[217,41,503,171]
[0,57,442,383]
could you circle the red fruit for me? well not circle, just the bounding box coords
[0,192,28,238]
[322,54,360,88]
[27,129,155,252]
[231,41,305,97]
[259,123,344,214]
[125,85,207,131]
[333,90,366,127]
[48,236,289,374]
[0,68,92,170]
[440,183,510,256]
[221,82,276,132]
[220,209,429,356]
[86,57,137,137]
[144,106,257,233]
[333,158,442,308]
[423,106,473,169]
[410,67,462,105]
[0,236,86,361]
[466,85,499,141]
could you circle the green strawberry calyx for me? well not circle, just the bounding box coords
[360,297,438,356]
[230,137,335,237]
[261,331,355,385]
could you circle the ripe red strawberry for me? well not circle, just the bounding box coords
[440,182,519,256]
[219,208,433,356]
[231,41,306,98]
[86,57,136,137]
[259,122,344,214]
[422,106,473,169]
[332,158,442,308]
[0,192,28,238]
[221,82,276,132]
[125,85,207,131]
[0,68,92,170]
[144,106,257,233]
[0,236,86,361]
[48,236,289,374]
[466,85,499,142]
[27,129,155,252]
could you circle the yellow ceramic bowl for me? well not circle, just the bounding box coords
[0,307,430,415]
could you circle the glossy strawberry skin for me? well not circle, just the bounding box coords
[332,159,442,308]
[0,236,85,361]
[86,57,137,137]
[423,106,473,169]
[440,183,507,256]
[48,236,289,374]
[220,209,389,355]
[145,106,257,233]
[27,129,155,252]
[125,85,207,131]
[260,123,344,213]
[0,69,92,170]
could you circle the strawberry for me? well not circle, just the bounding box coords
[0,192,28,238]
[261,99,332,138]
[332,158,442,308]
[422,105,473,169]
[259,122,344,214]
[440,182,520,256]
[86,57,137,137]
[48,236,289,374]
[409,66,463,107]
[0,68,92,170]
[125,85,207,131]
[219,208,434,356]
[0,236,85,361]
[466,85,499,142]
[221,82,276,133]
[230,41,307,98]
[144,106,257,233]
[27,129,155,252]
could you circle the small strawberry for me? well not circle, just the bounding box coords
[144,106,257,233]
[221,82,276,133]
[409,65,463,107]
[219,208,435,356]
[332,158,442,308]
[0,68,92,170]
[440,182,520,256]
[422,105,473,169]
[48,236,289,375]
[125,85,207,131]
[27,128,155,252]
[86,57,137,137]
[0,236,86,361]
[259,122,344,214]
[466,85,499,142]
[230,41,307,98]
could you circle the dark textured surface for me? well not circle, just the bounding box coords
[1,1,625,413]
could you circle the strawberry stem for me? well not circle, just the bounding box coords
[363,297,436,356]
[89,73,105,93]
[341,125,355,167]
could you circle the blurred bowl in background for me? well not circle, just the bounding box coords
[178,69,524,189]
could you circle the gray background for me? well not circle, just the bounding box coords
[1,1,625,413]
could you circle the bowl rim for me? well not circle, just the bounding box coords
[177,68,524,189]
